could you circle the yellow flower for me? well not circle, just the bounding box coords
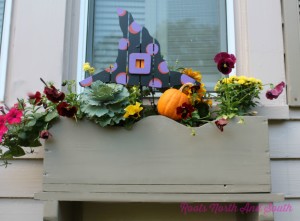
[83,62,95,75]
[83,62,91,71]
[238,78,246,84]
[88,67,95,74]
[205,99,213,107]
[197,84,206,97]
[182,68,202,82]
[124,102,143,119]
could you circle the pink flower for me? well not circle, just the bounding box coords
[0,132,4,142]
[0,115,8,142]
[266,82,285,100]
[6,108,23,124]
[215,118,228,132]
[0,115,7,133]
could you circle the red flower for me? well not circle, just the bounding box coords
[56,102,77,118]
[28,91,42,105]
[44,85,65,103]
[266,82,285,100]
[176,103,195,119]
[39,130,52,140]
[6,108,23,124]
[214,52,236,75]
[214,52,236,63]
[215,118,228,132]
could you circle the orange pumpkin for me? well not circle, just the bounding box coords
[157,84,192,120]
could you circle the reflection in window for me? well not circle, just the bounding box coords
[0,0,5,55]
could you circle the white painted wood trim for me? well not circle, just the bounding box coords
[0,160,43,198]
[43,201,59,221]
[233,0,249,76]
[226,0,236,76]
[0,0,12,102]
[254,105,290,120]
[76,0,88,94]
[35,192,284,203]
[282,0,300,106]
[0,199,43,221]
[284,195,300,199]
[43,183,271,193]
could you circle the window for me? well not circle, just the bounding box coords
[0,0,12,102]
[84,0,233,90]
[0,0,5,45]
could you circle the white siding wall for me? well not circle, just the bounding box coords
[4,0,67,106]
[238,1,300,221]
[1,0,67,220]
[270,121,300,220]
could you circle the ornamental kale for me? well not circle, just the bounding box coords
[80,81,130,127]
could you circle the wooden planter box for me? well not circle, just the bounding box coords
[35,116,283,221]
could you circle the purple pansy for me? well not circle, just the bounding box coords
[214,52,236,75]
[266,82,285,100]
[215,118,228,132]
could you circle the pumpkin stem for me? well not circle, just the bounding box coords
[179,83,194,93]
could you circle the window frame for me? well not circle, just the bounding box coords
[0,0,12,102]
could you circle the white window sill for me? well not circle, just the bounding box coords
[254,105,300,120]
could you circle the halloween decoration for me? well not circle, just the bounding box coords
[79,8,196,88]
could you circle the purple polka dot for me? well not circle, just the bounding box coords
[118,38,129,50]
[181,74,196,84]
[105,63,118,72]
[158,61,169,74]
[79,76,93,87]
[148,78,162,88]
[146,43,159,55]
[129,21,142,34]
[115,72,129,84]
[117,8,126,16]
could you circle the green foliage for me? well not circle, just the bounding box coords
[0,79,80,162]
[214,76,263,118]
[80,81,130,127]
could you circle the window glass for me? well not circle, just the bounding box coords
[0,0,5,49]
[87,0,227,89]
[0,0,8,101]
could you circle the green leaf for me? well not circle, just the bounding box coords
[82,105,108,117]
[4,146,26,158]
[11,146,26,157]
[45,111,59,122]
[27,119,37,127]
[18,132,27,140]
[2,151,13,159]
[33,112,47,119]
